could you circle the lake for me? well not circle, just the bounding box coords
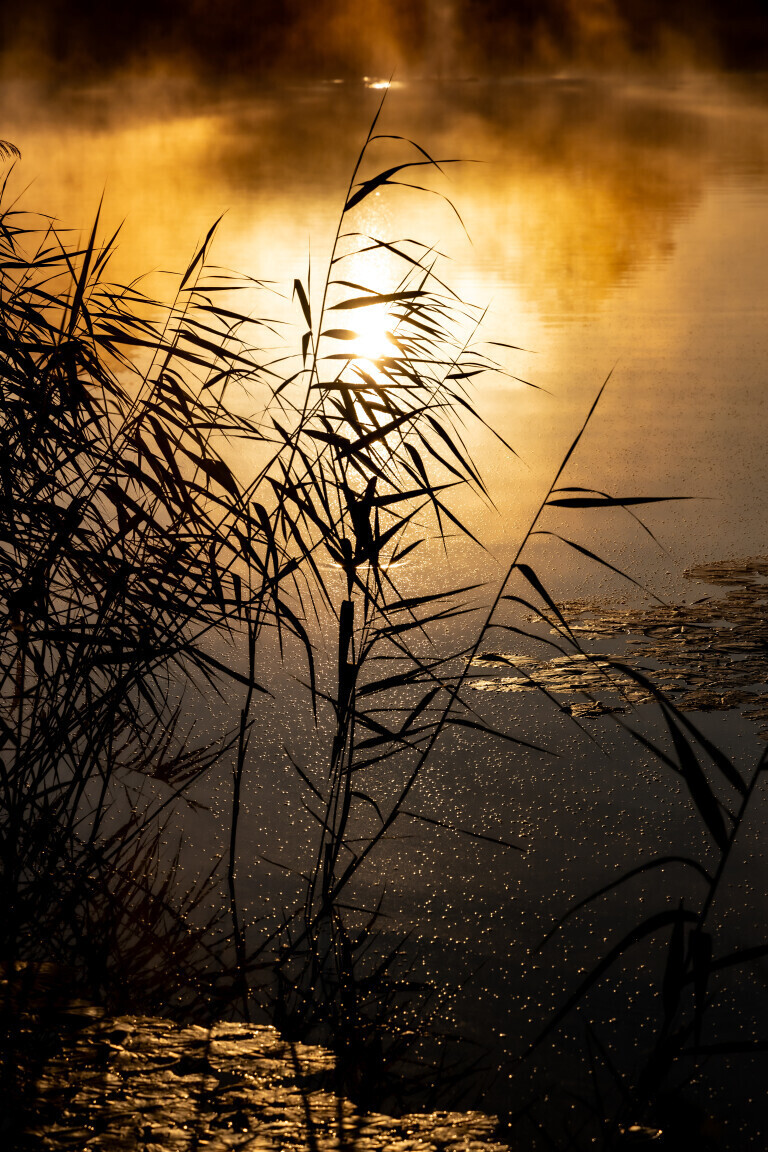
[5,71,768,1146]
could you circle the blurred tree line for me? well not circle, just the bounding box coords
[1,0,766,86]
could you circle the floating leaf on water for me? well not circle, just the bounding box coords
[31,1015,515,1152]
[617,1123,663,1143]
[489,557,768,734]
[467,652,649,709]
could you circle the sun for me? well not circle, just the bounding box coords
[347,302,398,368]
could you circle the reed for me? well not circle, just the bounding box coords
[513,675,768,1148]
[249,113,768,1138]
[0,116,523,1110]
[0,109,533,1111]
[0,184,302,1010]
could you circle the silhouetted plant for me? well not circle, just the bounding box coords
[0,184,309,1009]
[512,672,768,1149]
[244,110,682,1107]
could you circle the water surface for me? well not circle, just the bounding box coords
[5,73,768,594]
[6,72,768,1145]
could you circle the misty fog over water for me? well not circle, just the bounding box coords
[2,0,768,81]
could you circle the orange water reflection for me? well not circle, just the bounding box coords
[4,75,768,595]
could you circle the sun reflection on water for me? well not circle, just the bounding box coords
[345,302,398,368]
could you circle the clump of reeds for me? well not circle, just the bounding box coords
[0,183,292,1011]
[512,682,768,1148]
[250,106,768,1133]
[0,111,525,1104]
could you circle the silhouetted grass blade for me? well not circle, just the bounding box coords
[546,493,693,509]
[179,217,224,291]
[662,902,687,1025]
[0,139,20,160]
[535,856,713,954]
